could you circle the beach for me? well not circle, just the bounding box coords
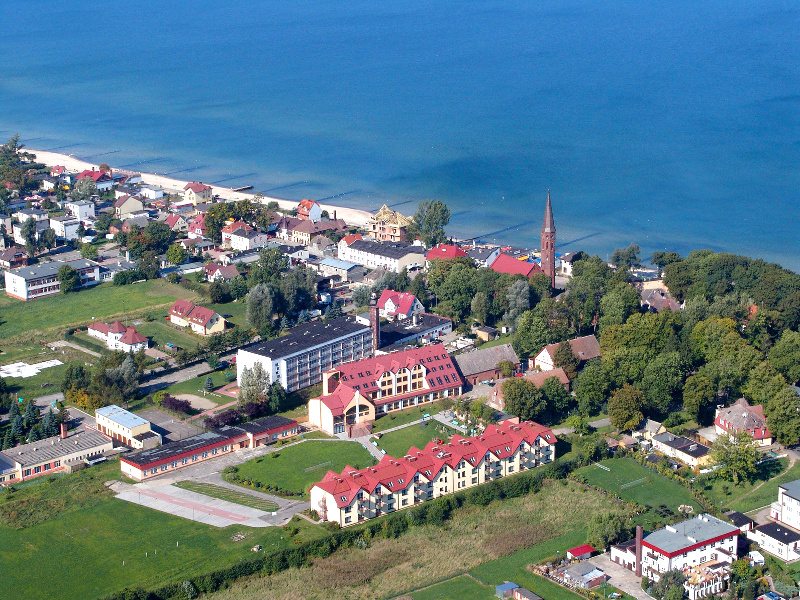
[28,149,374,228]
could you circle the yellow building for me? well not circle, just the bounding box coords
[368,204,412,242]
[95,405,161,449]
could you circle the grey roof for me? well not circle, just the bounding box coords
[10,259,97,281]
[348,239,424,259]
[466,246,497,261]
[95,405,149,430]
[755,523,800,544]
[1,427,111,467]
[453,343,520,377]
[725,511,754,528]
[653,432,710,458]
[779,479,800,501]
[379,313,453,349]
[564,562,603,580]
[644,514,738,554]
[241,317,370,360]
[320,257,358,271]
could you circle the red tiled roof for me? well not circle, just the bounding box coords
[222,220,252,234]
[425,243,467,261]
[313,420,556,507]
[377,289,419,317]
[524,368,570,388]
[319,384,359,417]
[170,299,196,318]
[120,327,147,346]
[340,233,362,246]
[490,253,542,277]
[204,263,239,280]
[541,335,600,363]
[297,199,319,218]
[184,182,211,193]
[164,214,184,228]
[187,305,218,327]
[714,398,772,440]
[51,166,65,176]
[567,544,596,557]
[78,169,110,182]
[188,214,206,233]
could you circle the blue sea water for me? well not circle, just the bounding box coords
[0,1,798,270]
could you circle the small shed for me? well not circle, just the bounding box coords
[496,581,520,598]
[726,510,755,533]
[566,544,597,560]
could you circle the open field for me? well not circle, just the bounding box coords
[376,421,456,457]
[208,479,623,600]
[0,460,325,600]
[210,300,250,329]
[230,440,376,498]
[574,458,700,514]
[163,370,234,403]
[174,481,279,512]
[411,574,496,600]
[0,280,197,341]
[718,459,800,513]
[371,402,444,433]
[134,319,203,351]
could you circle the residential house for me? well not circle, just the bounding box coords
[309,234,335,255]
[641,287,682,312]
[227,226,271,252]
[651,432,712,468]
[4,259,100,300]
[452,343,520,385]
[187,214,207,239]
[725,511,755,534]
[367,204,411,242]
[12,219,50,246]
[95,405,161,450]
[558,251,585,278]
[204,262,239,282]
[425,243,467,264]
[748,523,800,562]
[0,246,28,270]
[532,335,601,371]
[490,253,542,278]
[183,182,213,204]
[307,344,463,436]
[64,199,96,222]
[77,169,113,191]
[338,239,425,273]
[309,419,557,526]
[377,289,424,320]
[467,245,501,268]
[561,562,607,589]
[567,545,597,560]
[769,479,800,531]
[114,195,145,218]
[87,321,149,353]
[296,198,322,222]
[13,208,48,223]
[120,215,149,234]
[237,317,373,393]
[317,257,360,282]
[635,418,667,442]
[221,220,253,247]
[164,213,188,233]
[139,186,164,200]
[714,398,773,446]
[49,216,81,241]
[168,300,226,336]
[475,325,498,342]
[276,216,346,246]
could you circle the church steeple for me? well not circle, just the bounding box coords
[540,190,556,288]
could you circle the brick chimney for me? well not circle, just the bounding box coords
[635,524,643,577]
[60,423,68,440]
[369,292,380,353]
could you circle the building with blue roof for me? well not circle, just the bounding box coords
[95,405,161,450]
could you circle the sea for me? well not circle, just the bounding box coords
[0,1,798,270]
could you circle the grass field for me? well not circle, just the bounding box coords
[134,319,203,351]
[174,481,279,512]
[376,421,456,457]
[412,574,495,600]
[230,440,377,497]
[0,460,326,600]
[0,280,196,341]
[574,458,700,516]
[707,459,800,514]
[164,370,235,403]
[209,300,249,328]
[371,402,444,433]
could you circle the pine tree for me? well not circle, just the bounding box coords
[204,376,214,392]
[10,415,24,442]
[8,399,20,419]
[42,408,58,437]
[2,429,12,450]
[22,401,39,431]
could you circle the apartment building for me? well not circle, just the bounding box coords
[4,259,100,300]
[310,420,557,526]
[769,479,800,531]
[367,204,411,242]
[236,317,373,392]
[337,239,425,273]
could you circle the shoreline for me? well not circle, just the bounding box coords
[27,149,374,228]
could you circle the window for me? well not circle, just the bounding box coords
[341,495,348,502]
[182,458,188,465]
[44,463,51,471]
[344,516,352,523]
[34,466,41,474]
[151,468,158,474]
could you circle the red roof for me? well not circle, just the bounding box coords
[51,166,65,176]
[183,182,212,193]
[490,253,542,277]
[340,233,362,246]
[567,544,596,557]
[297,199,320,219]
[78,169,111,183]
[188,214,206,234]
[319,384,359,417]
[426,244,467,261]
[164,214,185,228]
[170,299,196,318]
[88,321,127,335]
[120,327,147,346]
[377,289,419,317]
[187,305,218,327]
[204,263,240,280]
[222,220,253,234]
[313,420,556,508]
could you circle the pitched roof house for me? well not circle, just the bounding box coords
[168,300,225,336]
[87,321,148,353]
[204,262,240,282]
[296,199,322,222]
[164,213,188,232]
[490,253,543,278]
[377,289,424,320]
[425,243,467,263]
[114,195,145,218]
[714,398,773,446]
[183,182,212,204]
[187,214,207,239]
[532,335,600,372]
[453,343,521,385]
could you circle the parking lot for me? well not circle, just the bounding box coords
[137,407,202,442]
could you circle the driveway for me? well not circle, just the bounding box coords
[590,554,652,600]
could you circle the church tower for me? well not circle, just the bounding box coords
[540,191,556,288]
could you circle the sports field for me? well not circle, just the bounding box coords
[230,440,376,497]
[574,457,700,513]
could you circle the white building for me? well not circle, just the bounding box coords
[95,405,161,450]
[747,523,800,562]
[4,259,100,301]
[337,239,425,273]
[769,479,800,531]
[87,321,149,353]
[228,228,271,252]
[237,317,372,392]
[64,200,96,222]
[139,186,165,200]
[49,216,81,241]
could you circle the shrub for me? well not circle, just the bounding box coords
[161,395,192,414]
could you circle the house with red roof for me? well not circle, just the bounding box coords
[164,213,188,233]
[309,419,557,526]
[532,335,600,372]
[87,321,148,353]
[204,262,240,283]
[490,253,543,278]
[77,169,114,191]
[187,214,207,239]
[183,182,212,205]
[296,199,322,222]
[340,233,363,247]
[168,300,225,336]
[714,398,773,446]
[377,289,424,321]
[307,344,463,437]
[425,243,467,264]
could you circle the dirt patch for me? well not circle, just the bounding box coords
[176,393,217,410]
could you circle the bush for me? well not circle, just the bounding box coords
[161,395,192,414]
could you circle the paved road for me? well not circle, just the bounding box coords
[590,554,653,600]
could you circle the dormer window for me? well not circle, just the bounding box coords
[398,478,404,484]
[387,481,394,488]
[341,496,348,502]
[505,446,511,452]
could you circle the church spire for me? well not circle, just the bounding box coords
[542,189,555,234]
[540,190,556,289]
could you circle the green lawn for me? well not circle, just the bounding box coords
[69,332,109,354]
[477,334,514,350]
[174,481,279,512]
[716,459,800,513]
[372,402,444,433]
[0,280,196,341]
[412,575,495,600]
[209,300,249,328]
[376,421,457,457]
[5,361,78,401]
[0,460,326,600]
[574,458,700,514]
[230,440,377,497]
[134,319,203,351]
[163,370,235,403]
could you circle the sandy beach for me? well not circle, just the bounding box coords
[28,149,373,228]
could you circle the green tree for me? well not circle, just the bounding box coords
[513,298,572,359]
[503,279,530,329]
[72,178,97,201]
[407,200,451,247]
[57,265,81,293]
[770,330,800,384]
[765,386,800,446]
[640,352,686,417]
[682,371,716,422]
[80,243,98,260]
[21,218,37,256]
[610,244,641,268]
[204,377,214,392]
[166,243,187,266]
[711,430,759,484]
[501,378,546,421]
[541,376,573,420]
[599,282,641,330]
[249,247,289,287]
[246,284,276,335]
[268,381,287,414]
[228,276,249,300]
[650,251,682,269]
[575,361,609,415]
[497,360,515,378]
[238,362,269,406]
[650,570,686,600]
[587,512,634,550]
[470,291,489,324]
[553,341,579,380]
[608,384,644,431]
[352,285,373,308]
[39,228,57,250]
[137,250,160,280]
[209,281,231,304]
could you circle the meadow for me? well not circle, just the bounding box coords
[375,421,456,457]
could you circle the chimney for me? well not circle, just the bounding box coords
[635,525,643,577]
[333,210,337,221]
[369,292,380,353]
[60,423,68,440]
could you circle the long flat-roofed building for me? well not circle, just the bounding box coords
[236,317,372,392]
[4,259,100,300]
[120,415,299,480]
[0,426,113,486]
[310,419,556,526]
[337,239,425,273]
